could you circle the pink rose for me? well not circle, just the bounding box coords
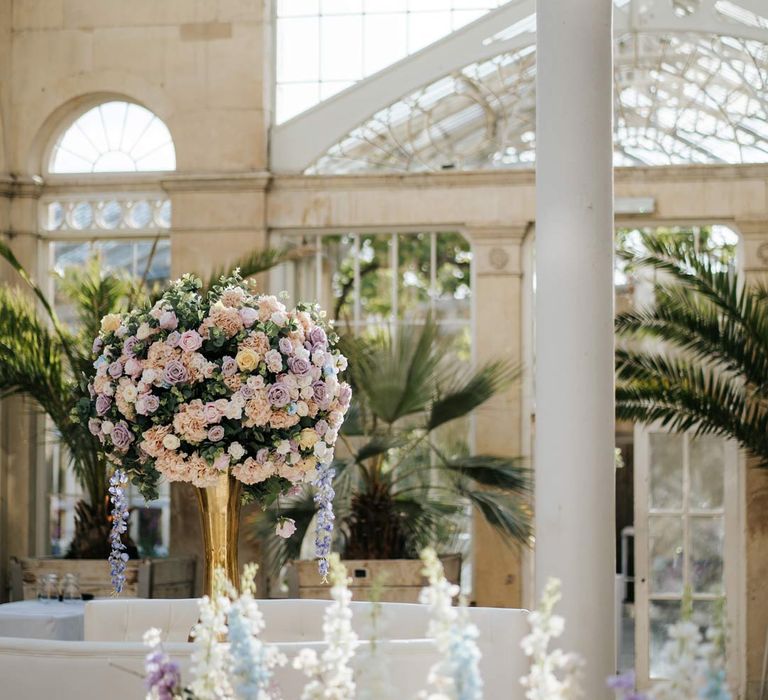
[159,310,178,330]
[179,330,203,353]
[239,307,259,327]
[275,518,297,539]
[124,357,142,377]
[203,402,222,424]
[208,426,225,442]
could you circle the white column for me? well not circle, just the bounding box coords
[535,0,616,696]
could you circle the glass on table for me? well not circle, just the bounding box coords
[61,573,81,602]
[38,573,59,601]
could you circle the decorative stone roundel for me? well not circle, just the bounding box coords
[489,246,510,270]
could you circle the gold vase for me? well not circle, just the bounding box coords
[195,472,242,597]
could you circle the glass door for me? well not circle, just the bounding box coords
[634,426,742,688]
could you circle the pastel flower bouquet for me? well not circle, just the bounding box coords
[79,272,351,590]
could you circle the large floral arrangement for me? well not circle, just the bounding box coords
[80,273,351,582]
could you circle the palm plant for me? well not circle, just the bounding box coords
[615,231,768,465]
[252,319,531,573]
[0,240,305,558]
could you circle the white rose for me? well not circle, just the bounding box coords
[122,385,138,403]
[101,421,114,435]
[270,311,288,326]
[231,393,246,409]
[300,385,314,400]
[142,368,158,384]
[276,440,291,455]
[228,442,245,460]
[295,347,310,361]
[325,429,338,445]
[162,434,181,450]
[136,322,152,340]
[295,401,309,417]
[289,451,301,464]
[313,441,330,461]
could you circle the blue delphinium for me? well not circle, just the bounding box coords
[313,463,336,579]
[607,671,648,700]
[107,469,129,594]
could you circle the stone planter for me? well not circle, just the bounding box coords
[9,556,196,600]
[290,554,461,602]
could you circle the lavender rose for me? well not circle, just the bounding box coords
[288,356,312,377]
[163,360,189,385]
[221,356,237,377]
[256,447,269,463]
[122,336,139,358]
[208,425,225,442]
[268,383,291,408]
[159,310,178,331]
[314,419,329,437]
[279,337,294,355]
[239,384,255,400]
[108,361,124,379]
[338,382,352,407]
[110,421,134,451]
[239,307,258,327]
[92,337,103,355]
[166,331,181,348]
[309,326,327,347]
[88,418,101,436]
[135,394,160,415]
[95,394,112,416]
[179,330,203,353]
[312,380,331,408]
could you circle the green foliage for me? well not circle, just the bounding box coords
[251,319,531,574]
[615,230,768,466]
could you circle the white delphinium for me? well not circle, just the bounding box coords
[227,563,287,700]
[293,553,358,700]
[520,578,583,700]
[651,618,703,700]
[418,547,483,700]
[355,579,395,700]
[189,569,235,700]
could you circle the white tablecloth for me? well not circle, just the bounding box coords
[0,601,85,641]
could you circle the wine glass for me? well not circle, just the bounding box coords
[61,573,81,602]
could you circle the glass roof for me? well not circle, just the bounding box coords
[308,2,768,172]
[50,101,176,174]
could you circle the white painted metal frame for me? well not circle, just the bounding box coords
[633,423,743,692]
[271,0,768,173]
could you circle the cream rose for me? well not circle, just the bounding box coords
[298,428,320,450]
[100,314,121,333]
[236,348,260,372]
[162,434,181,450]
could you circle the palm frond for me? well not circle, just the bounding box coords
[429,360,520,430]
[457,488,531,544]
[343,320,443,425]
[616,283,768,391]
[441,455,531,493]
[616,348,768,465]
[202,245,311,293]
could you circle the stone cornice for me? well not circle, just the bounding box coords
[0,174,44,198]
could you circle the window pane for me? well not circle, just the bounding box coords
[649,600,681,679]
[358,233,394,329]
[277,17,320,82]
[276,83,321,122]
[50,102,175,174]
[398,232,432,319]
[321,15,363,80]
[278,0,319,15]
[649,432,683,509]
[691,516,724,594]
[408,11,452,52]
[364,13,407,74]
[689,435,725,510]
[434,232,471,323]
[648,515,684,594]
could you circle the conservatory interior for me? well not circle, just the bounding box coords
[0,0,766,698]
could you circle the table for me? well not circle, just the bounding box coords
[0,600,85,641]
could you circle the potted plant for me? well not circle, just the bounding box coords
[0,242,301,597]
[252,319,531,601]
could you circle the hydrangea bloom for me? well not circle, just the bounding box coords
[83,273,351,583]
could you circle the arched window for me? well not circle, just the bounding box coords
[40,99,174,558]
[49,101,176,174]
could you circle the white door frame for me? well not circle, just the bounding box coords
[634,423,745,692]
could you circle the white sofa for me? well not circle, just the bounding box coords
[0,598,530,699]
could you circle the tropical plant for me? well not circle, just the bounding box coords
[615,230,768,465]
[252,319,531,573]
[0,239,304,558]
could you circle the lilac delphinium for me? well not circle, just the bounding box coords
[606,671,647,700]
[108,469,129,594]
[144,628,182,700]
[312,463,336,579]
